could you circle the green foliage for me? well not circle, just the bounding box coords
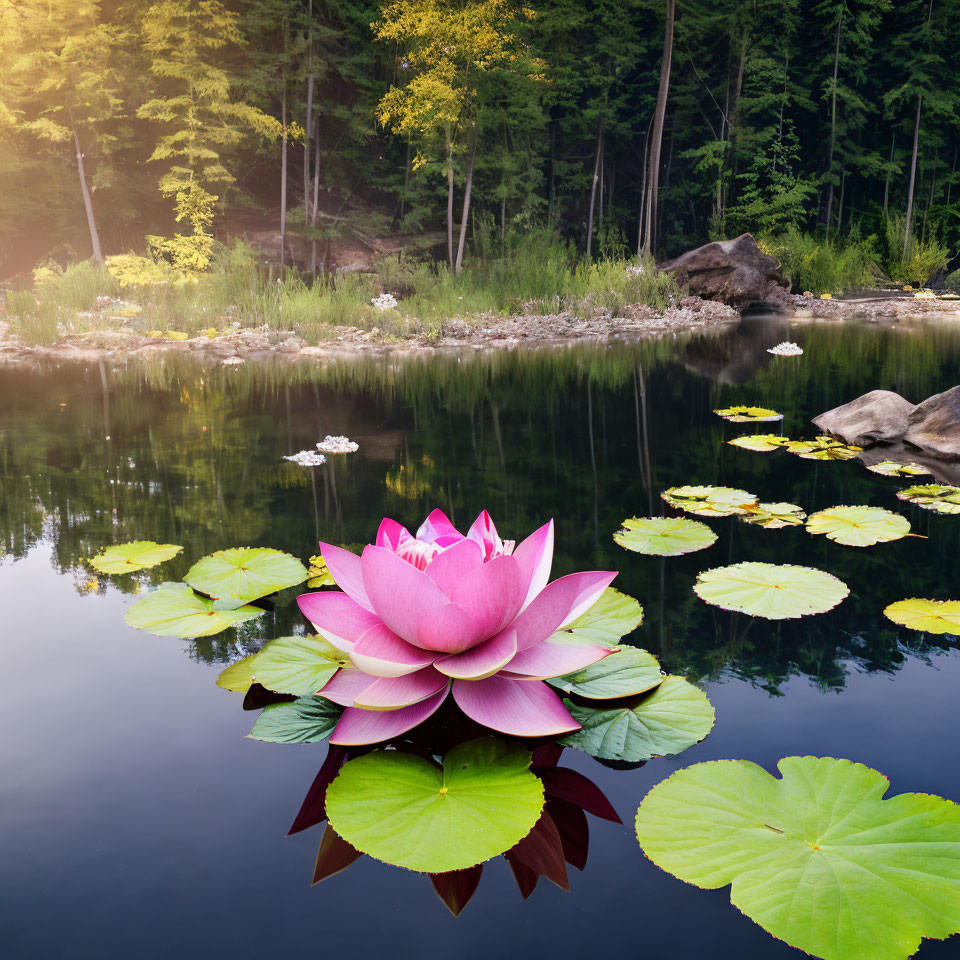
[884,215,950,287]
[761,229,880,294]
[248,695,343,743]
[184,546,307,601]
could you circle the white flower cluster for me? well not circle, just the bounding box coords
[371,293,398,311]
[626,263,645,277]
[284,450,327,466]
[767,341,803,356]
[317,435,359,454]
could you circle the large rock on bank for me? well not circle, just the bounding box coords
[659,233,789,308]
[812,390,916,446]
[902,386,960,459]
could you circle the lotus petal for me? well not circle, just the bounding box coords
[512,520,555,610]
[452,676,580,736]
[435,630,519,680]
[353,667,451,709]
[417,602,480,654]
[466,510,505,559]
[446,554,525,640]
[424,537,484,595]
[504,640,615,680]
[416,508,464,547]
[317,668,376,706]
[349,622,439,677]
[320,542,374,611]
[375,517,412,552]
[329,687,450,745]
[297,591,382,653]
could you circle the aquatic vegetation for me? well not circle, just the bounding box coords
[215,653,259,691]
[739,502,806,529]
[883,598,960,636]
[661,485,758,517]
[805,505,911,547]
[635,756,960,960]
[124,581,264,637]
[245,635,350,696]
[316,435,359,454]
[547,646,663,699]
[297,509,623,744]
[284,450,327,466]
[88,540,182,574]
[693,562,849,619]
[713,405,783,423]
[250,695,343,744]
[185,547,308,602]
[897,483,960,514]
[865,460,932,478]
[726,434,791,453]
[766,341,803,356]
[785,436,862,460]
[547,586,643,644]
[613,516,716,556]
[560,676,715,762]
[306,554,335,587]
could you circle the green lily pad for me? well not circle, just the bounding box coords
[614,516,717,556]
[306,554,336,588]
[693,562,849,619]
[326,738,544,872]
[560,676,714,761]
[88,541,183,574]
[253,635,349,696]
[806,505,911,547]
[635,756,960,960]
[547,586,643,644]
[124,582,265,637]
[726,434,791,453]
[884,598,960,636]
[661,485,759,517]
[739,502,806,529]
[185,547,308,601]
[714,405,783,423]
[865,460,932,478]
[248,695,343,743]
[785,436,862,460]
[897,484,960,514]
[216,653,260,692]
[547,645,664,699]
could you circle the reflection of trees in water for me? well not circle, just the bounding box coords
[2,319,960,687]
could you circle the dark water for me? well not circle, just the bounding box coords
[3,315,960,959]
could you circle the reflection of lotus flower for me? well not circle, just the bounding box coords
[297,509,618,744]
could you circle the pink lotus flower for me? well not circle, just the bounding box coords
[297,509,618,745]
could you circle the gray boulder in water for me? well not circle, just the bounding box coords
[659,233,789,308]
[812,390,916,446]
[902,386,960,460]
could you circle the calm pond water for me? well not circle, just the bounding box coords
[2,314,960,959]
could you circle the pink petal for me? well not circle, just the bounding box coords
[360,545,450,644]
[502,640,615,680]
[317,668,377,706]
[395,538,444,570]
[512,520,555,611]
[447,554,525,639]
[319,542,374,612]
[297,591,381,653]
[435,629,518,680]
[329,687,450,745]
[424,537,484,595]
[375,517,413,552]
[349,622,438,678]
[467,510,505,560]
[416,601,481,654]
[452,676,580,736]
[508,571,617,651]
[353,667,450,710]
[416,508,464,547]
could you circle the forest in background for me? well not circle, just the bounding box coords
[1,0,959,290]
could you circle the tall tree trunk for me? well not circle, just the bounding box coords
[836,169,846,231]
[455,129,477,273]
[642,0,675,260]
[446,130,455,269]
[586,123,604,259]
[904,93,922,255]
[636,113,654,252]
[280,84,288,270]
[310,127,321,279]
[304,74,314,224]
[73,127,103,264]
[824,10,843,232]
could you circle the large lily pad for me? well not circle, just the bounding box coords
[865,460,932,478]
[883,598,960,636]
[124,582,265,637]
[693,562,849,619]
[635,756,960,960]
[614,517,717,556]
[325,738,545,872]
[739,502,806,529]
[88,541,183,574]
[547,587,643,644]
[547,646,664,699]
[805,505,911,547]
[661,485,758,517]
[714,405,783,423]
[726,434,791,453]
[216,653,260,692]
[185,547,308,601]
[253,635,349,696]
[785,436,862,460]
[560,676,714,761]
[897,484,960,514]
[249,694,343,743]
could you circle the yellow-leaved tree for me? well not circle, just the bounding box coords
[374,0,544,271]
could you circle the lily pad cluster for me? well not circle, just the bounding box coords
[897,483,960,514]
[660,485,758,517]
[88,540,182,574]
[713,405,784,423]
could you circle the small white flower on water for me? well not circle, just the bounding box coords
[371,293,398,311]
[767,341,803,356]
[284,450,327,466]
[317,435,359,454]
